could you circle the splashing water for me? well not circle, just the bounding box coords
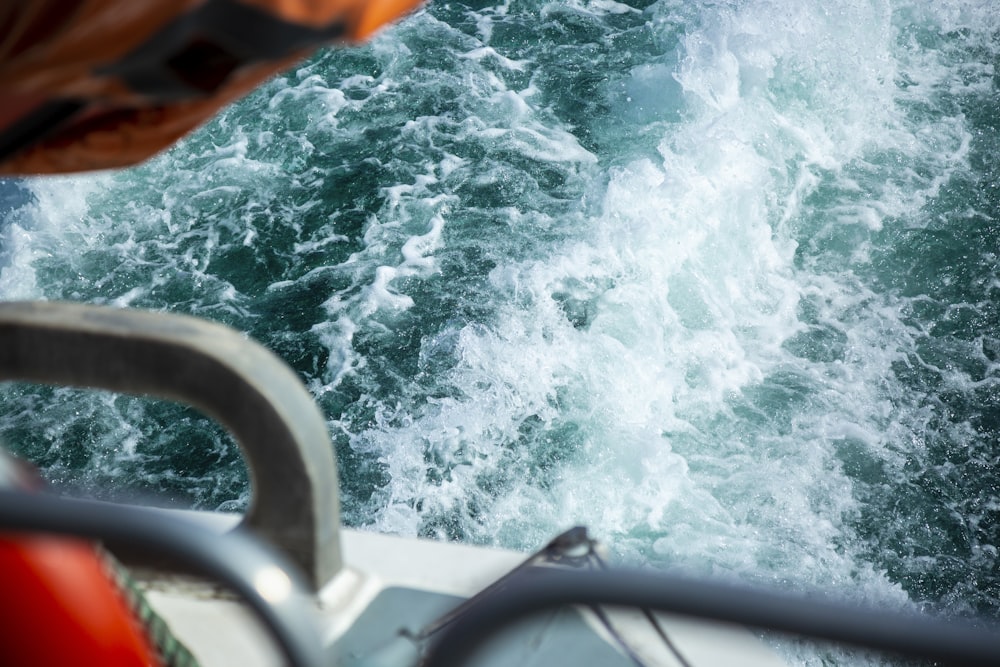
[2,1,1000,663]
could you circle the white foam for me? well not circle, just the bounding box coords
[1,4,990,657]
[345,6,982,634]
[0,222,41,299]
[461,46,529,71]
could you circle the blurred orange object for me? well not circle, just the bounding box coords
[0,0,423,174]
[0,535,164,666]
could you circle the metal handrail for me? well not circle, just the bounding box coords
[421,567,1000,667]
[0,301,341,589]
[0,489,324,667]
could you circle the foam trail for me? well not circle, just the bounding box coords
[0,6,999,665]
[348,1,982,637]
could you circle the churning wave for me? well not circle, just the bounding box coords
[2,1,1000,662]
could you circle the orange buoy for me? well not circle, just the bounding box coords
[0,535,163,666]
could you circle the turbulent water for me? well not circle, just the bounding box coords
[2,0,1000,663]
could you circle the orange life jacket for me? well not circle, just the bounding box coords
[0,0,423,174]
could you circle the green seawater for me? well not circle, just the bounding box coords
[2,2,1000,661]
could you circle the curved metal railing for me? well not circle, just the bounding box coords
[0,300,341,589]
[421,567,1000,667]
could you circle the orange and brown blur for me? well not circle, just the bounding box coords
[0,0,422,174]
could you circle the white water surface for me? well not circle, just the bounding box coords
[2,2,999,664]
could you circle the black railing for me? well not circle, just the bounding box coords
[422,566,1000,667]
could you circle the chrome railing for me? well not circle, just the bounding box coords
[0,300,341,589]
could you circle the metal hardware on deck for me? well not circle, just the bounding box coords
[416,526,598,640]
[418,526,693,667]
[0,300,341,590]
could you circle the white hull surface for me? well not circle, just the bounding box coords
[140,521,788,667]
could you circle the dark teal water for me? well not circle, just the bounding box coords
[2,1,1000,662]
